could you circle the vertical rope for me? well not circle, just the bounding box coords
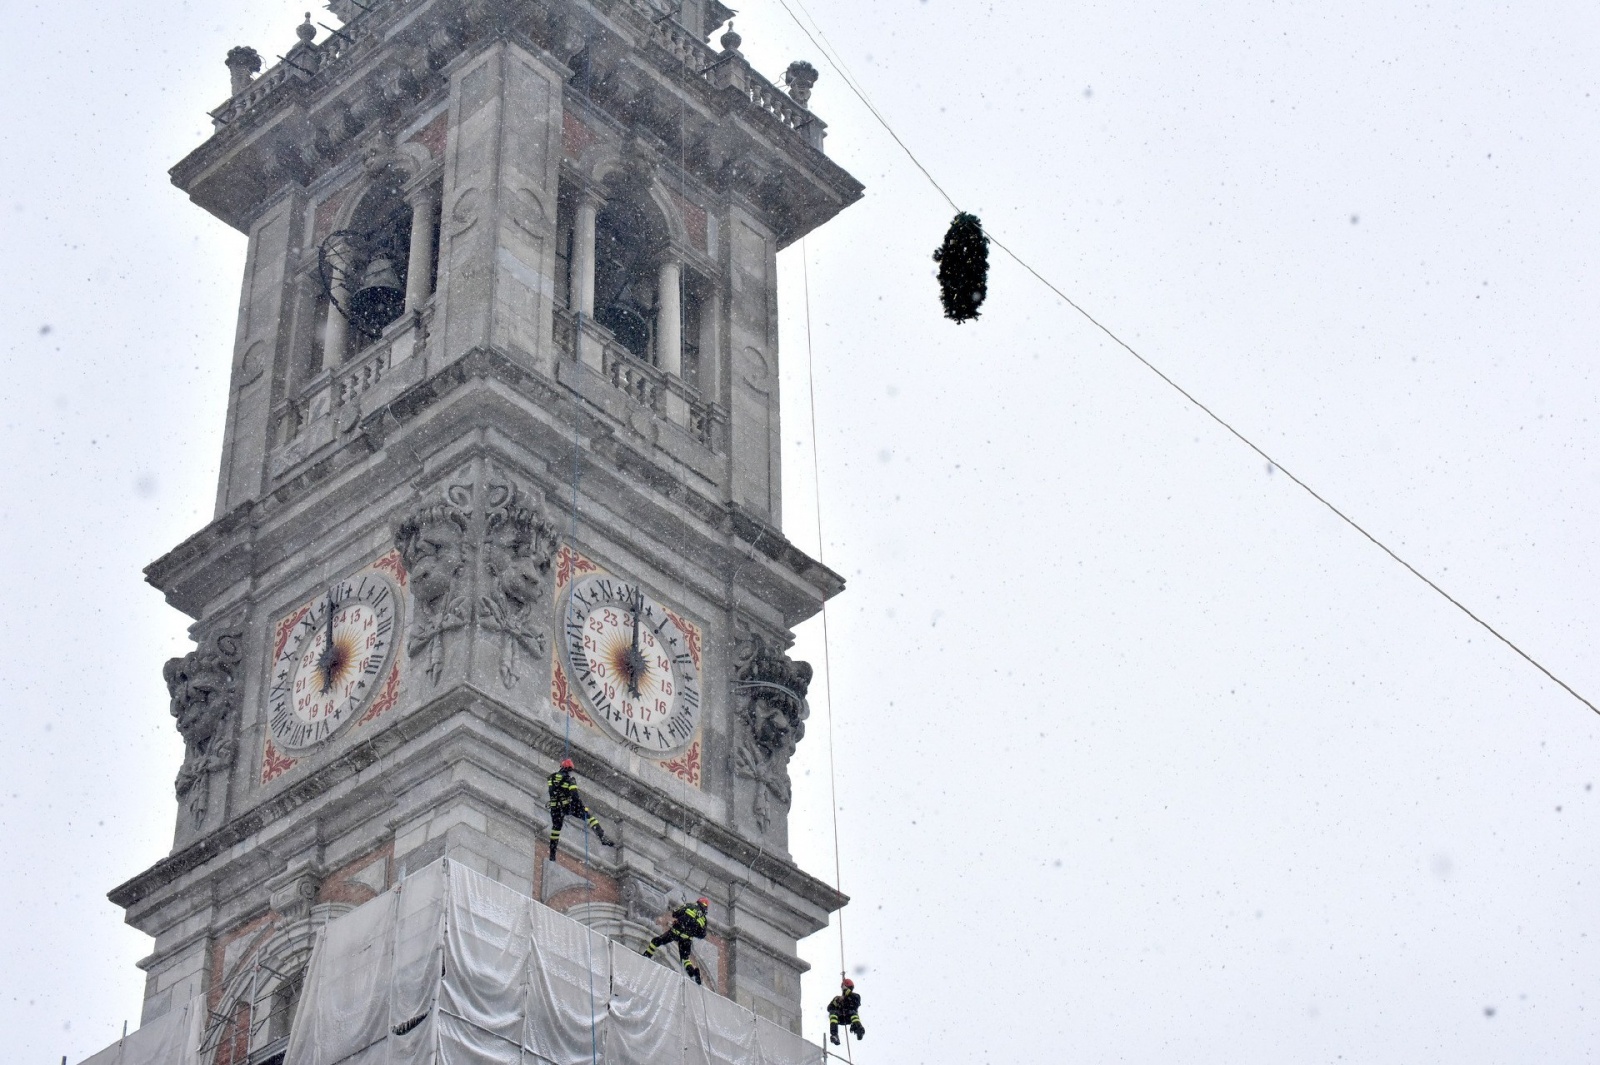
[564,400,584,761]
[561,343,596,1064]
[800,242,852,1062]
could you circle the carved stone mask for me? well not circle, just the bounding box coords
[165,654,230,745]
[396,501,468,602]
[484,504,553,609]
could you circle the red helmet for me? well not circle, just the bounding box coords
[697,897,710,908]
[841,978,854,989]
[561,758,574,770]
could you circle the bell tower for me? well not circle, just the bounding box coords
[109,0,860,1058]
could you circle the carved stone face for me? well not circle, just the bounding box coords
[737,635,813,762]
[484,509,553,609]
[748,692,799,759]
[165,652,229,747]
[396,504,468,603]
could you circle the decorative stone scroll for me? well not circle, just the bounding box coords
[732,631,813,832]
[165,629,244,827]
[393,465,558,688]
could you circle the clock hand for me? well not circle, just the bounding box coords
[626,588,644,698]
[319,591,337,693]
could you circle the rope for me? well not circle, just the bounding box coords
[766,0,1599,720]
[561,312,597,1065]
[800,243,853,1064]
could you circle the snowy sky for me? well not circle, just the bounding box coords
[3,0,1598,1061]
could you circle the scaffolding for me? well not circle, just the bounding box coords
[77,859,822,1065]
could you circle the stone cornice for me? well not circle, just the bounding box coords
[109,686,847,921]
[145,347,844,625]
[173,0,861,242]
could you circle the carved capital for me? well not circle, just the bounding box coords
[268,863,324,923]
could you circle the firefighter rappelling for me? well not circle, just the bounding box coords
[827,978,866,1045]
[546,758,614,860]
[643,896,711,985]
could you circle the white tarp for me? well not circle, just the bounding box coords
[284,856,449,1065]
[283,858,821,1065]
[77,997,203,1065]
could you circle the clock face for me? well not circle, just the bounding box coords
[268,574,399,750]
[562,573,702,754]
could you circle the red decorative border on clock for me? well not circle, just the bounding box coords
[555,544,600,591]
[260,738,297,785]
[550,659,596,729]
[658,739,701,787]
[663,607,702,669]
[272,604,310,663]
[356,661,403,726]
[370,548,409,589]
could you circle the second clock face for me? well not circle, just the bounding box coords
[268,574,399,750]
[562,573,702,754]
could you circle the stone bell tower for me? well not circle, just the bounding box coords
[106,0,861,1058]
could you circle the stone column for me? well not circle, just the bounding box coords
[656,259,682,376]
[322,242,351,365]
[404,185,437,313]
[572,198,598,317]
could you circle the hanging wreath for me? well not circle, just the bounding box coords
[933,212,989,323]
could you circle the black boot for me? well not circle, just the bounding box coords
[830,1032,840,1046]
[547,841,558,861]
[852,1023,865,1041]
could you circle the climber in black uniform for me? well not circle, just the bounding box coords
[643,897,710,984]
[547,758,614,861]
[827,978,865,1045]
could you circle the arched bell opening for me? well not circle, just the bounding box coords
[315,169,442,365]
[594,188,669,364]
[341,180,413,342]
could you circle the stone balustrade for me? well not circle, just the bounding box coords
[268,310,430,475]
[210,28,357,128]
[555,308,723,451]
[212,1,825,152]
[720,64,824,149]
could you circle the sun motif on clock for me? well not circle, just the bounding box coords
[562,572,702,754]
[267,572,399,750]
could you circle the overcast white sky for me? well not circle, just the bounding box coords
[3,0,1598,1061]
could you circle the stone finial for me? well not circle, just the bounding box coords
[783,61,818,107]
[720,23,742,53]
[296,12,317,45]
[225,46,262,96]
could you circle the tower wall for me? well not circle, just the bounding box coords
[117,0,860,1055]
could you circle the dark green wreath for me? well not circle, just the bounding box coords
[933,212,989,323]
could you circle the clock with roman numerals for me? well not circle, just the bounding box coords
[562,572,702,755]
[267,573,399,750]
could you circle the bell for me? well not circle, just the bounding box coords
[347,255,405,337]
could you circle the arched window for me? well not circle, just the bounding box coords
[593,192,668,363]
[266,960,308,1042]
